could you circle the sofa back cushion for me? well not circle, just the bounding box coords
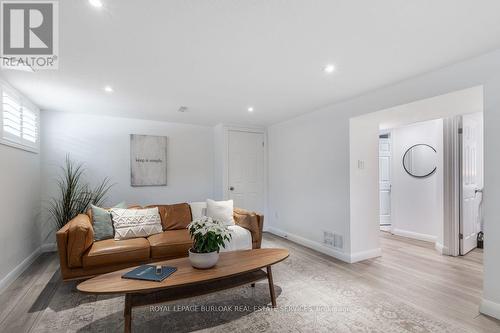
[146,203,192,230]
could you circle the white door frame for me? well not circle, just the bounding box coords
[442,117,461,256]
[221,125,268,216]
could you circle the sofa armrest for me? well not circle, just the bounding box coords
[233,208,264,249]
[63,214,94,268]
[56,219,72,278]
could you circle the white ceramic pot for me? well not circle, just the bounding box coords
[188,249,219,269]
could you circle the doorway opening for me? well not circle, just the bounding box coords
[378,132,392,232]
[377,114,484,255]
[350,86,484,260]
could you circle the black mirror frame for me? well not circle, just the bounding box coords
[402,143,437,178]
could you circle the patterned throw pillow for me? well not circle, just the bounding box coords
[110,207,163,240]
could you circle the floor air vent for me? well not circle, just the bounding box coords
[323,231,343,250]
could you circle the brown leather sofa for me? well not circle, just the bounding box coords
[56,203,264,280]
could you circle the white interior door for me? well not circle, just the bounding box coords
[228,130,265,213]
[460,113,483,255]
[379,136,392,226]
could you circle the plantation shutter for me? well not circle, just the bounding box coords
[1,85,40,152]
[22,106,38,144]
[2,89,22,141]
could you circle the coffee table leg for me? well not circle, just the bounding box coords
[124,294,132,333]
[266,266,277,308]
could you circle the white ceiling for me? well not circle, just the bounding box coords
[2,0,500,126]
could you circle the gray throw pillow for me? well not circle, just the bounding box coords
[92,202,127,241]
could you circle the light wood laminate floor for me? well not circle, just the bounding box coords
[0,232,499,332]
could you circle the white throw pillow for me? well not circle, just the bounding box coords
[206,199,234,226]
[110,207,163,240]
[189,202,207,221]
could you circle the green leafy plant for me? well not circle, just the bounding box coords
[187,216,232,253]
[47,155,113,230]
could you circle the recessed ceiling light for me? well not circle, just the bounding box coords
[89,0,103,8]
[247,107,254,112]
[104,85,113,93]
[324,64,335,74]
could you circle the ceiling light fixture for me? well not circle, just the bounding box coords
[324,64,335,74]
[89,0,103,8]
[178,106,188,113]
[247,107,254,112]
[104,85,113,93]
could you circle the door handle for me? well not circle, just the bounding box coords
[229,186,234,191]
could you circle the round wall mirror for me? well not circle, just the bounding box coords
[402,144,437,178]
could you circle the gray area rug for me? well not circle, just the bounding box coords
[30,235,471,333]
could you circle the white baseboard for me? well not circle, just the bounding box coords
[434,242,451,255]
[41,242,57,252]
[267,226,350,262]
[480,298,500,320]
[350,248,382,263]
[0,242,56,294]
[266,227,381,263]
[0,246,41,294]
[391,228,436,243]
[380,225,392,232]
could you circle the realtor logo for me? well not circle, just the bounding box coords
[1,1,59,70]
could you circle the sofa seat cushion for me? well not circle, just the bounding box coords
[148,229,192,259]
[220,225,253,252]
[82,238,150,268]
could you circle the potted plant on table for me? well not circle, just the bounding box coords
[187,216,232,269]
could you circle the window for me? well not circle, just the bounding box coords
[0,84,40,153]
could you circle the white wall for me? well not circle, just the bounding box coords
[481,78,500,319]
[349,117,380,260]
[213,124,225,200]
[268,109,352,261]
[41,111,215,218]
[270,86,483,262]
[0,144,42,290]
[267,48,500,318]
[391,119,443,242]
